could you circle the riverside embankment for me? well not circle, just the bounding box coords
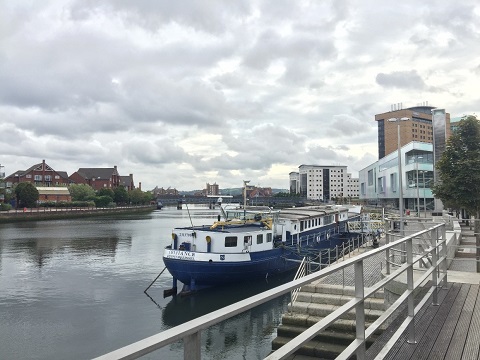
[0,205,156,223]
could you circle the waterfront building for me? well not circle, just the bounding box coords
[36,186,72,203]
[152,186,179,196]
[289,165,359,202]
[4,159,70,188]
[69,166,121,190]
[204,182,219,196]
[359,142,434,211]
[375,104,451,159]
[119,174,136,191]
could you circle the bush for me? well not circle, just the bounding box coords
[0,203,12,211]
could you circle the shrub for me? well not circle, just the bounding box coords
[0,203,12,211]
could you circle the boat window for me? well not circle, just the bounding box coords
[257,234,263,244]
[267,233,272,242]
[244,236,252,245]
[225,236,237,247]
[300,221,304,231]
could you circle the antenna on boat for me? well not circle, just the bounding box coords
[243,180,250,208]
[185,203,194,228]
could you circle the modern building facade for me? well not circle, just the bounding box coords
[289,165,359,201]
[375,105,451,159]
[359,142,434,211]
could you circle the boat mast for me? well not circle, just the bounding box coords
[243,180,250,208]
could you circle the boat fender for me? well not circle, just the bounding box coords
[206,236,211,243]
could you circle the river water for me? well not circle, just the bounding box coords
[0,206,291,360]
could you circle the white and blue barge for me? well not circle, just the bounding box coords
[163,204,360,295]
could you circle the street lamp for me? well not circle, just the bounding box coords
[416,156,423,217]
[388,117,410,235]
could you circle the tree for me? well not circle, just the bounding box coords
[68,184,96,201]
[14,182,39,208]
[97,188,115,199]
[113,187,129,205]
[128,189,153,205]
[432,115,480,271]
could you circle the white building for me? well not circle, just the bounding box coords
[359,142,434,211]
[289,165,359,201]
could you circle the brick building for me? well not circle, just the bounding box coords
[375,105,451,159]
[69,166,121,191]
[4,160,70,188]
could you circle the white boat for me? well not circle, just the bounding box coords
[163,204,360,295]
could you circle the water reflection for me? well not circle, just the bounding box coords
[0,207,290,360]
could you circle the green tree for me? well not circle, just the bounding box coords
[94,195,114,208]
[68,184,96,201]
[97,188,115,199]
[14,182,39,208]
[432,115,480,271]
[128,188,145,205]
[113,187,129,205]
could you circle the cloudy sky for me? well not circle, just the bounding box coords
[1,1,479,191]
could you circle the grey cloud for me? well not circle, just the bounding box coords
[70,0,252,34]
[376,70,426,89]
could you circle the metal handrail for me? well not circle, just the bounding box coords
[289,257,307,311]
[93,223,447,360]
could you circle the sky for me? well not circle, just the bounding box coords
[1,1,479,191]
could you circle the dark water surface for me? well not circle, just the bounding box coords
[0,206,290,360]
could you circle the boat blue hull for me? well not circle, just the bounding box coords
[163,232,358,290]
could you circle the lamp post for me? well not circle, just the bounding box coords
[416,156,423,217]
[422,170,426,218]
[388,117,410,235]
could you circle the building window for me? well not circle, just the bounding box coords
[34,175,42,181]
[26,174,32,179]
[361,183,366,195]
[45,175,52,182]
[390,173,397,192]
[378,177,385,193]
[368,170,374,186]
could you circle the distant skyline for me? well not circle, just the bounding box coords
[1,1,479,191]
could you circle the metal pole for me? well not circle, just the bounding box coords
[397,121,406,263]
[422,171,426,218]
[416,160,420,217]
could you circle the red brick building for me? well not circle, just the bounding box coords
[37,187,72,203]
[119,174,136,191]
[4,160,70,188]
[69,166,121,191]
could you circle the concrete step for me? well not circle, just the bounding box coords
[280,313,385,335]
[299,283,384,299]
[272,335,348,359]
[295,292,385,311]
[290,301,384,322]
[277,324,378,346]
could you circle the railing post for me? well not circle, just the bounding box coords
[385,232,390,275]
[406,237,417,344]
[184,331,201,360]
[430,228,439,306]
[441,225,448,287]
[354,260,366,359]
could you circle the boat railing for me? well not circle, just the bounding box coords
[93,222,448,360]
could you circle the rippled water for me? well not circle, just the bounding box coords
[0,206,290,360]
